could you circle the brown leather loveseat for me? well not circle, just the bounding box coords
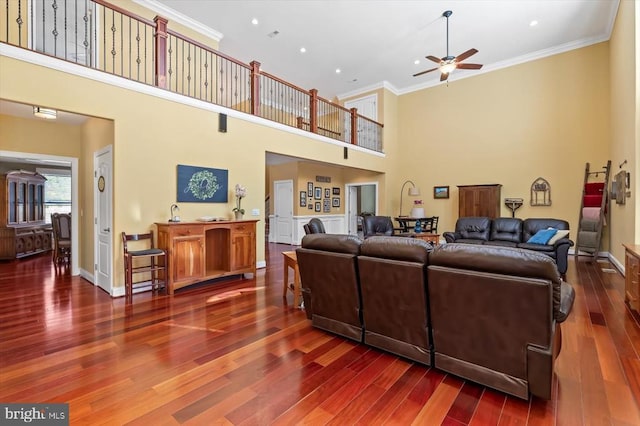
[296,234,575,400]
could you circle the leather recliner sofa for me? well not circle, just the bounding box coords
[296,234,575,400]
[428,243,574,400]
[443,217,574,276]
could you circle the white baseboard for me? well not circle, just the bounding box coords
[79,268,94,284]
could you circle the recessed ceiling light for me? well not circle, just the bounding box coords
[335,68,341,74]
[251,18,258,25]
[300,47,306,53]
[530,20,538,27]
[414,60,420,65]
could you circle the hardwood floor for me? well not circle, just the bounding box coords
[1,245,639,425]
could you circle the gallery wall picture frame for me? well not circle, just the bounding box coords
[324,188,331,198]
[332,197,340,207]
[433,186,450,199]
[332,187,340,195]
[300,191,307,207]
[323,199,331,213]
[314,187,322,200]
[177,165,228,203]
[307,181,314,197]
[308,203,314,210]
[315,202,321,212]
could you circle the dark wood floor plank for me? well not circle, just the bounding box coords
[1,249,639,425]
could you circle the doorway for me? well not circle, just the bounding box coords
[345,182,378,236]
[273,179,293,244]
[94,146,113,294]
[0,150,80,275]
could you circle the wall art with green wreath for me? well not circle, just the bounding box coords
[177,164,228,203]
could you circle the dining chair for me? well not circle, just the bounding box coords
[51,213,71,264]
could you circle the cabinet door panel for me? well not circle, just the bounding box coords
[231,231,255,271]
[172,236,205,283]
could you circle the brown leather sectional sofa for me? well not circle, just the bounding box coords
[296,234,575,400]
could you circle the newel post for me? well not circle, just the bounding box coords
[309,89,318,133]
[154,16,168,89]
[250,61,261,116]
[350,107,358,145]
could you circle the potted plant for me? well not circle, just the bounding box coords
[233,184,247,220]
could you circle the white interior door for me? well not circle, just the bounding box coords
[348,186,358,235]
[274,180,293,244]
[94,146,112,294]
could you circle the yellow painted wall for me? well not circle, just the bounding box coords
[609,0,638,262]
[0,54,389,291]
[398,43,611,245]
[0,114,83,158]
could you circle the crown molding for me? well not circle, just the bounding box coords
[132,0,223,43]
[337,81,399,101]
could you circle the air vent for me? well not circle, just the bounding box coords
[267,30,280,38]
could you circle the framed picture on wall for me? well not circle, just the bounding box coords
[300,191,307,207]
[324,188,331,198]
[332,187,340,195]
[308,203,313,210]
[307,181,314,197]
[434,186,450,199]
[323,198,331,213]
[314,187,322,200]
[315,202,321,212]
[332,197,340,207]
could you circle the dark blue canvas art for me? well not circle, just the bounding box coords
[177,165,228,203]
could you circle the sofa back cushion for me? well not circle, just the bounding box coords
[297,234,364,341]
[357,236,432,365]
[455,217,491,241]
[490,218,523,243]
[523,218,569,242]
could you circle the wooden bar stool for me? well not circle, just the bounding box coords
[282,251,301,307]
[121,231,167,301]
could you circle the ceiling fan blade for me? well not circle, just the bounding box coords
[426,55,442,64]
[456,63,483,70]
[413,67,438,77]
[440,72,449,82]
[455,48,478,62]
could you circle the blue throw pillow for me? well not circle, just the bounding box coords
[527,228,558,245]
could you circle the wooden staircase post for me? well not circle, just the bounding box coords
[250,61,261,116]
[154,16,168,89]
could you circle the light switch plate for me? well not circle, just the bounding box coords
[251,208,260,216]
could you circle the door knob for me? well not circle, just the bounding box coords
[103,227,110,232]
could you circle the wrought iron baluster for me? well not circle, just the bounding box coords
[120,13,123,76]
[110,9,116,73]
[204,52,209,102]
[186,42,191,95]
[52,0,58,56]
[135,20,140,80]
[40,0,44,51]
[63,0,67,60]
[167,35,173,90]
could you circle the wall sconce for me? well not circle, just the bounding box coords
[399,180,420,217]
[33,106,57,120]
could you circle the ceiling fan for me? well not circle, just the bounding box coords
[413,10,483,81]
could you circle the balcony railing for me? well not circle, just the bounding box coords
[1,0,383,152]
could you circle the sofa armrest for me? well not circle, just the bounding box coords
[556,281,575,323]
[443,231,459,243]
[553,239,573,275]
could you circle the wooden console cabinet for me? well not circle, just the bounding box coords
[0,171,52,259]
[155,220,258,294]
[458,184,502,218]
[623,244,640,314]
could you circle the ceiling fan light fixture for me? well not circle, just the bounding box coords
[440,62,456,74]
[33,106,57,120]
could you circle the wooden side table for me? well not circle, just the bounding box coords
[282,251,301,307]
[398,232,440,245]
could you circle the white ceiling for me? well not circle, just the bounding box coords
[150,0,619,100]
